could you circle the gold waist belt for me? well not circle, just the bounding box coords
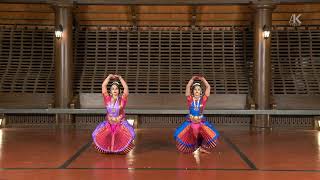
[189,114,203,121]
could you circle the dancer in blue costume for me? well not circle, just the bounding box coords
[174,75,220,153]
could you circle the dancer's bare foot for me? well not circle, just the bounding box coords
[199,147,211,154]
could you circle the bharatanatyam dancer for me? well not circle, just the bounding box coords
[174,75,220,153]
[92,74,135,154]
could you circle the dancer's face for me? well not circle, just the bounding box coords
[193,86,202,97]
[110,85,119,97]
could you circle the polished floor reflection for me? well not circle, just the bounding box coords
[0,127,319,179]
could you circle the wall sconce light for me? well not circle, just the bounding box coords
[0,116,4,127]
[315,117,320,131]
[127,115,138,128]
[55,24,63,39]
[127,119,135,127]
[263,25,271,39]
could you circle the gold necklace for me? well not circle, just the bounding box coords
[111,97,118,113]
[193,97,200,111]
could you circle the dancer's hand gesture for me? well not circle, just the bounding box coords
[114,74,122,79]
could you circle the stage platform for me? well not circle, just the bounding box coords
[0,127,319,179]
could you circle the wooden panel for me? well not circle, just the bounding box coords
[78,4,253,14]
[79,93,247,109]
[274,95,320,110]
[76,5,252,26]
[77,5,129,13]
[274,4,320,13]
[197,21,250,26]
[137,21,190,26]
[77,13,130,20]
[79,93,104,108]
[75,0,251,5]
[272,13,320,21]
[0,12,54,19]
[78,20,249,27]
[273,20,320,25]
[138,14,190,20]
[207,94,247,109]
[79,20,131,25]
[0,3,54,25]
[0,19,54,25]
[198,13,251,21]
[0,93,54,108]
[138,6,191,13]
[273,3,320,25]
[198,5,252,13]
[0,3,53,12]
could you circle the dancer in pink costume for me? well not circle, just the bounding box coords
[92,74,135,154]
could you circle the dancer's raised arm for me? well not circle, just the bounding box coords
[185,76,197,96]
[199,76,211,97]
[102,74,113,97]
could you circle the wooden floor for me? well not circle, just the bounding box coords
[0,127,319,180]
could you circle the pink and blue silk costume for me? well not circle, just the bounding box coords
[92,94,135,154]
[174,95,219,153]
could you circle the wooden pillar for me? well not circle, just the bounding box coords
[251,1,275,129]
[53,2,74,125]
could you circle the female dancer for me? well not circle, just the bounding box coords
[174,75,219,153]
[92,74,135,154]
